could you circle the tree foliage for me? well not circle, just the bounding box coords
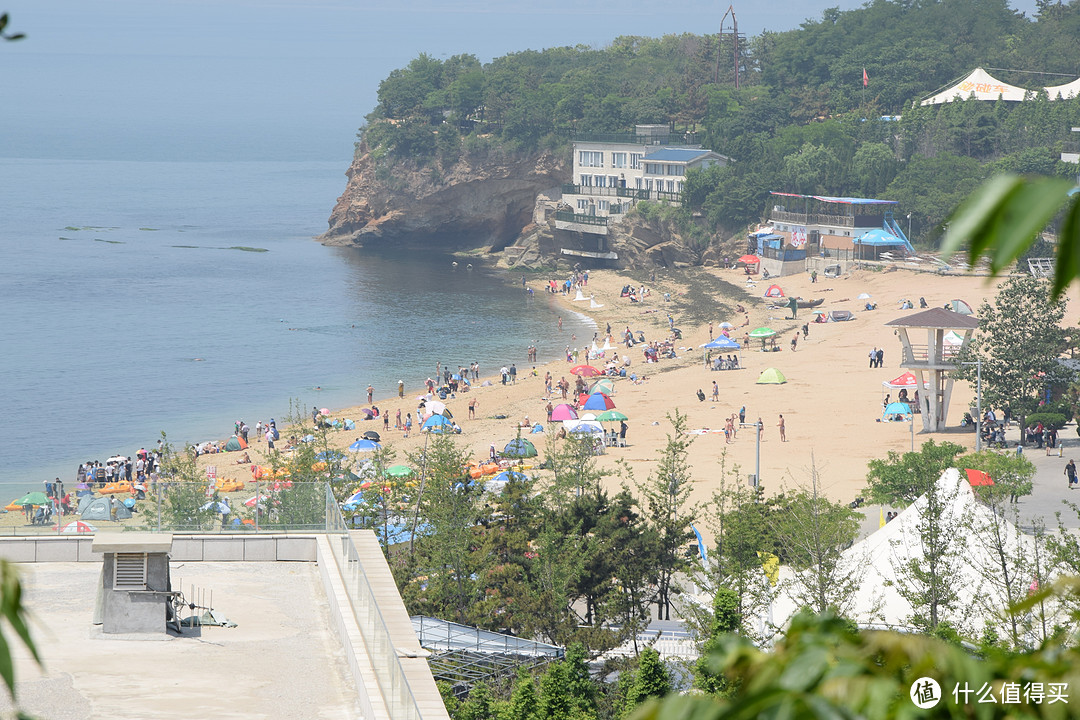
[865,439,966,505]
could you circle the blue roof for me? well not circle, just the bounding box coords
[855,228,906,246]
[643,147,715,163]
[770,191,897,205]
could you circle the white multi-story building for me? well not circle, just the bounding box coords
[555,126,729,237]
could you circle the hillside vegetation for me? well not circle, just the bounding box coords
[360,0,1080,246]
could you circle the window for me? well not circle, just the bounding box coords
[645,163,662,175]
[578,150,603,167]
[665,179,675,192]
[577,199,589,210]
[609,176,619,188]
[596,175,607,188]
[114,553,148,589]
[645,179,653,190]
[635,177,643,189]
[598,200,609,211]
[612,152,627,168]
[580,175,593,187]
[630,153,643,169]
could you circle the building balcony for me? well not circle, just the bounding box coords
[768,210,856,228]
[554,211,609,235]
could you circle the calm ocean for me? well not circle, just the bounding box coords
[0,158,592,486]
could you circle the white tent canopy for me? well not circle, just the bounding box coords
[921,67,1029,105]
[1045,77,1080,100]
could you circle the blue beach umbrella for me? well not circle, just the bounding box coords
[348,439,381,452]
[492,470,528,484]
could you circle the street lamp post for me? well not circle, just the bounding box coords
[960,359,983,453]
[754,418,763,492]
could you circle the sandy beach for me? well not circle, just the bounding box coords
[2,263,1007,535]
[207,263,1003,508]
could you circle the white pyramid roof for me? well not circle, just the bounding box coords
[1045,77,1080,100]
[921,68,1029,105]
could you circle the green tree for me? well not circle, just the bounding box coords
[156,434,217,531]
[693,587,741,696]
[954,275,1070,441]
[849,141,898,198]
[635,410,697,621]
[865,439,965,505]
[623,648,671,714]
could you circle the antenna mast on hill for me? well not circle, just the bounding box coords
[717,5,743,89]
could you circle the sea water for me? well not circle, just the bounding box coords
[0,158,593,485]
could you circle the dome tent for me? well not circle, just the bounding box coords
[756,368,786,384]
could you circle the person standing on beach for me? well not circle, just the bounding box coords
[709,322,714,340]
[791,334,798,351]
[558,316,563,331]
[757,417,764,440]
[469,399,477,419]
[367,384,374,404]
[395,409,401,429]
[266,426,275,450]
[711,381,719,402]
[739,406,746,424]
[509,364,517,384]
[383,412,390,432]
[312,406,319,424]
[869,348,877,368]
[546,402,554,422]
[1066,459,1077,489]
[876,348,884,368]
[778,415,787,442]
[404,413,412,438]
[398,380,404,398]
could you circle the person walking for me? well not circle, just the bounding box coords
[1066,459,1078,489]
[711,381,719,402]
[869,348,877,368]
[367,384,374,404]
[778,414,787,442]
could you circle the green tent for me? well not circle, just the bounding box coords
[224,436,243,452]
[384,464,413,478]
[14,492,50,507]
[756,368,787,384]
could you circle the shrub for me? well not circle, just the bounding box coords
[1025,412,1066,430]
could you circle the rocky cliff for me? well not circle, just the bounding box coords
[320,142,567,251]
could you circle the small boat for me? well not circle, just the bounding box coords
[796,298,824,309]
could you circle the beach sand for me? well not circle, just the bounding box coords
[215,263,1002,507]
[2,264,1005,534]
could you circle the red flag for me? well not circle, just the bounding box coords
[863,68,868,87]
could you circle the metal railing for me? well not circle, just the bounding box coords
[572,132,698,146]
[554,211,608,227]
[325,486,422,720]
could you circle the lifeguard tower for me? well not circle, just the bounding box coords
[884,307,980,432]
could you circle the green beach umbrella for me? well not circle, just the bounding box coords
[14,492,50,507]
[748,327,777,339]
[589,378,616,395]
[384,464,413,478]
[756,368,787,384]
[596,410,628,422]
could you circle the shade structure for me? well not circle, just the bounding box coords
[883,402,913,420]
[54,521,96,534]
[704,336,741,350]
[384,464,413,478]
[756,368,787,384]
[502,438,538,458]
[595,410,628,422]
[570,364,601,377]
[857,293,872,300]
[589,378,616,395]
[422,414,453,433]
[719,321,734,329]
[737,254,759,264]
[581,392,616,411]
[748,327,777,339]
[763,284,784,298]
[425,399,452,418]
[566,420,604,434]
[348,439,381,452]
[882,371,927,389]
[965,468,995,487]
[13,492,50,507]
[550,403,578,421]
[342,491,365,509]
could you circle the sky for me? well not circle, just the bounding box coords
[3,0,1040,163]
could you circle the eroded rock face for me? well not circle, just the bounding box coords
[320,143,567,250]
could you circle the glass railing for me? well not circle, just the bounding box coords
[0,480,331,536]
[325,485,422,720]
[554,211,608,226]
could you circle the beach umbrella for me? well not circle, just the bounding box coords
[342,490,366,509]
[582,392,616,411]
[76,482,90,490]
[502,438,538,458]
[54,521,97,533]
[596,410,628,422]
[316,450,348,463]
[719,321,734,329]
[737,254,759,264]
[424,399,452,418]
[244,493,270,508]
[491,469,528,484]
[200,501,230,513]
[320,407,330,415]
[589,378,616,395]
[13,492,49,507]
[362,430,381,442]
[570,364,601,377]
[749,327,776,339]
[384,464,413,478]
[301,434,315,443]
[756,368,787,384]
[812,309,826,315]
[480,380,493,386]
[883,402,913,421]
[550,403,578,421]
[348,439,381,452]
[857,293,872,300]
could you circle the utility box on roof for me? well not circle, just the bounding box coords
[92,533,175,634]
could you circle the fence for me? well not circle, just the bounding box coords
[325,487,422,720]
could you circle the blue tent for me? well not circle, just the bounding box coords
[882,402,913,422]
[421,414,452,433]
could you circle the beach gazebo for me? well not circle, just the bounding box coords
[884,307,980,432]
